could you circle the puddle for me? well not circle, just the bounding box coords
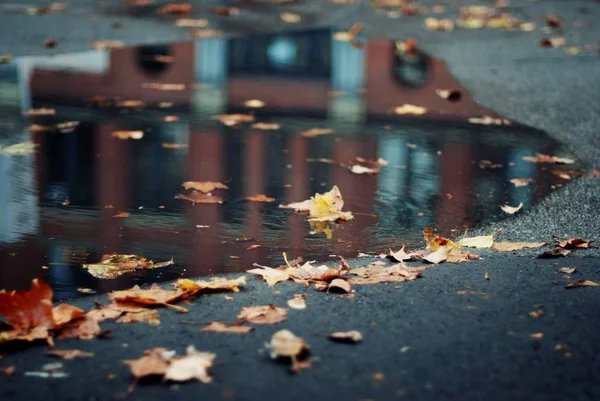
[0,28,577,300]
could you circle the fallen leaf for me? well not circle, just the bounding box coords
[175,18,208,28]
[26,108,56,116]
[237,305,287,325]
[300,128,334,138]
[201,322,253,334]
[182,181,229,193]
[522,154,575,164]
[165,348,215,383]
[287,295,306,310]
[372,372,385,381]
[112,130,144,140]
[159,4,192,15]
[212,114,254,126]
[58,316,101,340]
[554,237,594,249]
[175,276,246,296]
[435,89,461,101]
[394,104,427,115]
[328,279,351,293]
[457,290,489,298]
[458,229,501,249]
[279,199,312,211]
[423,227,458,251]
[423,246,453,264]
[112,211,129,218]
[52,304,85,327]
[538,247,572,258]
[266,330,310,373]
[109,284,188,313]
[247,266,290,287]
[247,245,261,251]
[86,305,123,322]
[117,310,160,326]
[211,6,239,16]
[246,194,275,203]
[529,309,545,319]
[83,254,174,279]
[530,332,544,340]
[76,288,95,294]
[540,38,565,48]
[388,246,414,262]
[425,18,454,31]
[0,54,13,64]
[175,191,223,204]
[124,348,171,379]
[348,263,422,285]
[478,160,503,169]
[251,123,280,130]
[500,202,523,214]
[468,116,511,125]
[565,280,600,289]
[307,186,353,222]
[162,143,188,149]
[492,242,548,252]
[47,349,94,360]
[281,12,301,23]
[509,178,534,187]
[558,267,576,274]
[485,273,490,280]
[44,39,57,48]
[243,99,265,108]
[329,330,362,343]
[1,366,16,375]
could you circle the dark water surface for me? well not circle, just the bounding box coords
[0,29,576,300]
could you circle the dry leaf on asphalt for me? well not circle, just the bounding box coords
[266,330,310,373]
[83,254,174,279]
[329,330,362,343]
[300,128,334,138]
[246,194,275,203]
[175,191,223,204]
[58,316,101,340]
[175,276,246,296]
[554,237,594,249]
[124,348,171,379]
[388,246,415,262]
[181,181,229,193]
[165,347,215,383]
[509,178,534,187]
[522,154,575,164]
[237,305,287,325]
[328,279,351,293]
[109,284,188,313]
[558,267,577,274]
[116,310,160,326]
[247,265,290,287]
[47,349,94,360]
[538,247,572,258]
[52,304,85,327]
[529,309,545,319]
[492,242,548,252]
[565,280,600,289]
[287,295,307,310]
[458,229,501,249]
[423,245,453,264]
[201,322,254,334]
[348,263,422,285]
[500,202,523,214]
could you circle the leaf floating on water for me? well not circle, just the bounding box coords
[458,229,501,249]
[246,194,275,203]
[243,99,265,108]
[83,254,174,279]
[468,115,511,125]
[300,128,334,138]
[201,322,253,334]
[329,330,362,343]
[91,41,124,50]
[281,186,353,222]
[0,141,38,156]
[175,191,223,204]
[112,131,144,140]
[212,114,255,126]
[281,11,301,23]
[112,211,129,218]
[509,178,534,187]
[279,199,312,212]
[251,122,281,130]
[26,108,56,116]
[425,18,454,31]
[394,104,427,115]
[565,280,600,289]
[158,3,192,15]
[109,284,189,313]
[492,242,548,252]
[500,202,523,215]
[237,305,287,325]
[181,181,229,193]
[478,160,503,169]
[522,154,575,164]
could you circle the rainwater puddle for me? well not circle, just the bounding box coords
[0,29,578,300]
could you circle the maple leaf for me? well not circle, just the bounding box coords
[237,305,287,325]
[58,316,101,340]
[329,330,362,343]
[201,322,254,334]
[565,280,600,289]
[181,181,229,193]
[109,284,188,313]
[83,254,174,279]
[247,265,290,286]
[52,304,85,327]
[458,229,501,249]
[492,242,548,252]
[175,276,246,296]
[0,279,55,344]
[308,186,353,222]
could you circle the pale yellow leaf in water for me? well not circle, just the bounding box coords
[329,330,362,343]
[247,266,290,287]
[308,185,353,222]
[522,154,574,165]
[500,202,523,215]
[0,141,37,156]
[181,181,229,193]
[287,295,306,310]
[492,242,548,252]
[394,104,427,115]
[164,348,215,383]
[251,123,280,130]
[212,114,255,126]
[458,229,501,249]
[530,332,544,340]
[201,322,253,334]
[509,178,534,187]
[300,128,334,138]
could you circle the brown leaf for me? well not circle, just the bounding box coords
[0,279,54,343]
[300,128,334,138]
[500,202,523,215]
[529,309,545,319]
[109,284,188,313]
[175,191,223,204]
[181,181,229,193]
[329,330,362,343]
[558,267,576,274]
[201,322,253,334]
[58,316,101,340]
[565,280,600,289]
[165,348,215,383]
[328,279,351,293]
[158,4,192,15]
[117,310,160,326]
[478,160,503,169]
[1,366,16,375]
[522,154,574,164]
[83,254,174,279]
[47,349,94,360]
[538,247,572,258]
[246,194,275,203]
[237,305,287,325]
[247,266,290,287]
[555,237,594,249]
[266,330,310,373]
[124,348,171,379]
[52,304,85,327]
[112,211,130,218]
[287,295,306,310]
[492,242,548,252]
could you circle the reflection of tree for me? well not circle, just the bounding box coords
[393,49,431,88]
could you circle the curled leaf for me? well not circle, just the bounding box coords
[329,330,362,343]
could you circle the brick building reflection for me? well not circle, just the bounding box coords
[8,28,548,294]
